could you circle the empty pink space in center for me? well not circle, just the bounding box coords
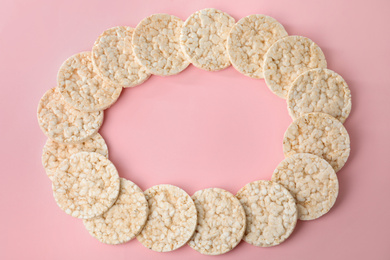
[101,65,290,195]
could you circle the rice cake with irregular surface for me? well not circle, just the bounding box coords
[180,8,235,71]
[57,51,122,112]
[42,133,108,181]
[52,152,120,219]
[272,153,339,220]
[83,178,148,244]
[287,68,352,123]
[264,36,327,99]
[283,112,350,172]
[137,184,197,252]
[236,180,297,247]
[227,14,287,78]
[132,14,190,76]
[37,88,104,144]
[92,26,151,88]
[188,188,246,255]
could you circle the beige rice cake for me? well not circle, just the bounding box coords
[283,112,350,172]
[92,26,151,88]
[137,184,197,252]
[57,51,122,112]
[236,180,297,247]
[227,14,287,78]
[188,188,246,255]
[37,88,104,144]
[272,153,339,220]
[180,8,235,71]
[287,68,352,123]
[132,14,190,76]
[264,36,327,99]
[83,178,149,244]
[52,152,120,219]
[41,133,108,181]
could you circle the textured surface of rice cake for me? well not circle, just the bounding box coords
[133,14,190,76]
[287,68,352,123]
[42,133,108,181]
[92,26,151,88]
[137,184,197,252]
[83,178,148,244]
[37,88,104,144]
[236,180,297,246]
[272,153,338,220]
[52,152,120,219]
[227,14,287,78]
[180,8,235,71]
[264,36,327,99]
[283,112,350,172]
[57,51,122,112]
[188,188,246,255]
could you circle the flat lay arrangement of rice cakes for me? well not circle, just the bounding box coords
[37,8,351,255]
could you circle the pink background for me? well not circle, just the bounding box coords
[1,0,389,259]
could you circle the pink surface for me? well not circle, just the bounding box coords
[0,0,389,259]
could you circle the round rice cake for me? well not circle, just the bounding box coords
[283,112,350,172]
[272,153,339,220]
[57,51,122,112]
[188,188,246,255]
[92,26,151,88]
[136,184,197,252]
[83,178,148,244]
[37,88,104,144]
[132,14,190,76]
[227,14,287,78]
[236,180,297,247]
[52,152,120,219]
[264,36,327,99]
[287,68,352,123]
[41,133,108,181]
[180,8,235,71]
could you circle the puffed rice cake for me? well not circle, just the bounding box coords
[283,112,350,172]
[188,188,246,255]
[132,14,190,76]
[227,14,287,78]
[180,8,235,71]
[92,26,151,88]
[136,184,197,252]
[57,51,122,112]
[52,152,120,219]
[42,133,108,181]
[83,178,149,244]
[236,180,297,246]
[272,153,339,220]
[37,88,104,144]
[263,36,327,99]
[287,68,352,123]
